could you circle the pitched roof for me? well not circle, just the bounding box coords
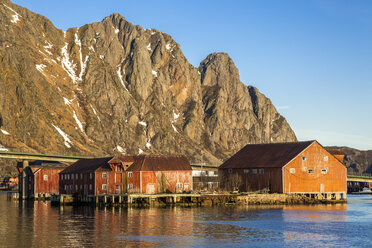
[126,154,191,171]
[219,141,315,169]
[60,157,113,174]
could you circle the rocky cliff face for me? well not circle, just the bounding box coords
[0,0,297,172]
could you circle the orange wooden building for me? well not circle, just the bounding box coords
[17,161,67,199]
[124,154,193,194]
[219,141,347,199]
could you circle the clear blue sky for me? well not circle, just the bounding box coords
[12,0,372,150]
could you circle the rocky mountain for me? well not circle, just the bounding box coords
[0,0,297,176]
[327,147,372,175]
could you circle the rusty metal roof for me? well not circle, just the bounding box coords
[126,154,192,171]
[60,157,113,174]
[219,141,315,169]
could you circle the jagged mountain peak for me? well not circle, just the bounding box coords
[0,2,297,167]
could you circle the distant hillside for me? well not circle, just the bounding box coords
[327,146,372,175]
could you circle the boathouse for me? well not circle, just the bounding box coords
[59,157,130,195]
[219,141,347,199]
[17,161,67,199]
[125,154,193,194]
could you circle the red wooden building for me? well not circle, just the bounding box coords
[59,157,128,195]
[219,141,347,199]
[124,154,193,194]
[17,161,67,199]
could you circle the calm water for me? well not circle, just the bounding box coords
[0,193,372,247]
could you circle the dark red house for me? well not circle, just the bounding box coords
[17,161,67,199]
[59,157,129,195]
[125,154,193,194]
[219,141,347,199]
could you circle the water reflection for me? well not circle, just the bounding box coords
[1,193,372,247]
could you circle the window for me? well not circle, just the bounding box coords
[70,185,72,190]
[228,169,233,174]
[321,169,328,174]
[252,169,257,174]
[128,183,133,189]
[244,169,249,174]
[75,185,78,191]
[290,168,295,174]
[43,175,48,181]
[64,185,67,190]
[214,171,218,176]
[67,174,70,180]
[89,184,92,190]
[302,156,306,161]
[71,174,74,180]
[128,172,133,178]
[80,173,83,179]
[308,169,314,174]
[76,174,78,180]
[61,174,64,180]
[177,183,183,189]
[102,184,107,190]
[324,156,328,162]
[80,185,82,190]
[102,173,107,179]
[90,173,93,179]
[259,169,264,174]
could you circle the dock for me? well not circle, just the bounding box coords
[49,192,347,207]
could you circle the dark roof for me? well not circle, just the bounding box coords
[219,141,315,169]
[126,155,191,171]
[60,157,113,174]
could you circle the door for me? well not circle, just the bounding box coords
[115,173,123,194]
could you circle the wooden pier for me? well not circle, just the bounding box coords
[50,192,347,207]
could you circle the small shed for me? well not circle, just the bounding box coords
[124,154,193,194]
[219,141,347,199]
[17,161,67,199]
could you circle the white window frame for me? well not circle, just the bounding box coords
[321,169,328,174]
[102,173,107,179]
[128,183,133,189]
[177,183,183,189]
[308,169,314,174]
[43,175,48,181]
[89,184,92,190]
[302,156,306,161]
[102,184,107,190]
[128,172,133,178]
[324,156,328,162]
[259,169,264,174]
[290,168,295,174]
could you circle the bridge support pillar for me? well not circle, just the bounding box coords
[22,160,29,200]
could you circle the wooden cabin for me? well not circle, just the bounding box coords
[59,157,127,196]
[219,141,347,199]
[124,154,193,194]
[17,161,67,199]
